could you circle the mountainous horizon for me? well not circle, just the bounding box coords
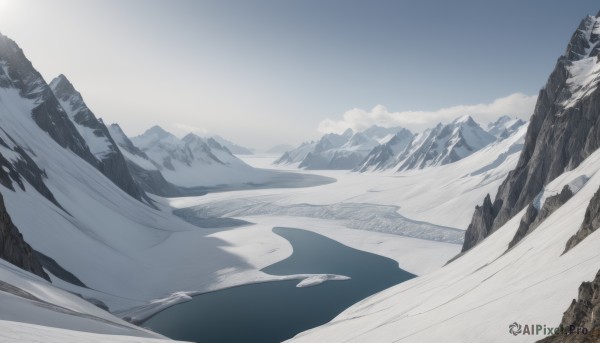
[1,4,600,343]
[277,115,527,173]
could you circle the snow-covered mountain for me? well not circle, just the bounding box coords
[48,75,148,203]
[356,115,505,172]
[107,124,185,197]
[275,126,410,170]
[130,126,265,188]
[289,10,600,343]
[274,141,317,165]
[397,115,496,171]
[211,135,253,155]
[0,32,182,339]
[486,115,527,140]
[354,129,416,172]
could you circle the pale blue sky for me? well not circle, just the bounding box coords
[0,0,598,149]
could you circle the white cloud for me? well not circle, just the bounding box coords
[172,123,209,136]
[317,93,537,134]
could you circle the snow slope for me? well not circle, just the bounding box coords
[0,320,181,343]
[0,258,166,340]
[288,145,600,343]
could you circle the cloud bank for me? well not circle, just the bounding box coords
[318,93,537,134]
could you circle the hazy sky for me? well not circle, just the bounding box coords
[0,0,598,150]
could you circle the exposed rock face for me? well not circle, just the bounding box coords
[462,194,499,252]
[509,185,573,249]
[564,186,600,253]
[49,75,147,203]
[537,270,600,342]
[462,12,600,253]
[0,192,49,281]
[0,34,96,166]
[508,204,539,250]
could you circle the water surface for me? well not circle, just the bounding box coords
[143,227,415,342]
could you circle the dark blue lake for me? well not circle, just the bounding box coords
[143,227,415,342]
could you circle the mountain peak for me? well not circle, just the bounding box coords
[109,123,124,133]
[182,132,202,142]
[49,74,76,95]
[564,14,600,61]
[132,125,180,151]
[489,115,512,125]
[144,125,173,137]
[452,115,476,126]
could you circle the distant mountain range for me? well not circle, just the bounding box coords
[128,126,264,189]
[274,126,409,170]
[277,115,527,172]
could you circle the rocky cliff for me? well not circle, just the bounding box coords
[0,192,49,281]
[49,75,148,203]
[462,12,600,252]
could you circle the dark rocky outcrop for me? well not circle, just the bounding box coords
[564,186,600,253]
[462,12,600,253]
[0,132,64,211]
[537,270,600,342]
[33,250,86,288]
[0,192,49,281]
[508,204,539,249]
[509,185,573,249]
[462,194,499,252]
